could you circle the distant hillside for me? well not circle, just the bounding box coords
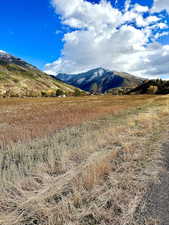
[128,79,169,95]
[0,51,81,97]
[55,68,143,93]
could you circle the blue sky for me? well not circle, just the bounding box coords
[0,0,63,68]
[0,0,169,78]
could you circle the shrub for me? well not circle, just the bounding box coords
[56,89,64,96]
[41,90,56,97]
[147,85,158,94]
[74,89,81,96]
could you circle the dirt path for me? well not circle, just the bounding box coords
[134,141,169,225]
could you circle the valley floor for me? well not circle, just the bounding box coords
[0,95,156,145]
[0,95,169,225]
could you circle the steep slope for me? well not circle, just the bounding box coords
[0,51,80,97]
[56,68,143,93]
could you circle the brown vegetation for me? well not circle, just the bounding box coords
[0,95,155,146]
[0,95,168,225]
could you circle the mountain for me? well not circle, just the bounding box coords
[0,51,80,97]
[127,79,169,95]
[56,68,144,93]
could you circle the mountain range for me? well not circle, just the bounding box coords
[0,51,79,97]
[56,68,144,93]
[0,51,145,97]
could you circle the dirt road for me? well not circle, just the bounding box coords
[134,141,169,225]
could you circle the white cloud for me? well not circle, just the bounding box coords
[45,0,169,78]
[146,16,159,24]
[134,4,149,13]
[131,43,169,77]
[125,0,132,12]
[51,0,83,17]
[152,0,169,13]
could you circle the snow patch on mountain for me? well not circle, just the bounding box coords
[56,68,144,93]
[0,50,7,55]
[76,78,85,84]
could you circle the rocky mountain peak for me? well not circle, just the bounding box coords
[0,50,37,70]
[56,67,144,93]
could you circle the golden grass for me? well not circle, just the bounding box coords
[0,95,156,145]
[0,95,168,225]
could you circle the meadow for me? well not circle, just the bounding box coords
[0,95,158,145]
[0,95,169,225]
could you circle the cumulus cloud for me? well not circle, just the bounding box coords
[45,0,169,78]
[152,0,169,13]
[134,4,149,13]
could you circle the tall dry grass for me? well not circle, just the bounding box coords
[0,95,168,225]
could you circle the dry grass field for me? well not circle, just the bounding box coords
[0,95,156,145]
[0,95,169,225]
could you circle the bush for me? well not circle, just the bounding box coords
[74,89,81,96]
[147,85,158,94]
[41,90,56,97]
[56,89,64,96]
